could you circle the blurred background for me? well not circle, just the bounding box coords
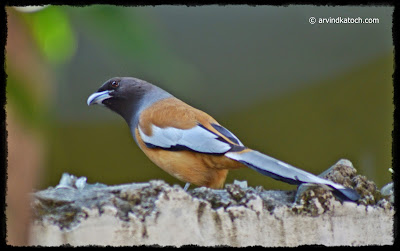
[6,5,393,245]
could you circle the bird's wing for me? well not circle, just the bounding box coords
[137,97,244,154]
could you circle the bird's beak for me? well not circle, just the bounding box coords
[87,90,112,106]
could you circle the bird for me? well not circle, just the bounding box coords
[87,77,360,202]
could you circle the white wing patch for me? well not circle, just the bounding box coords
[138,124,232,154]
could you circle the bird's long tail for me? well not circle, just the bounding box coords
[225,150,360,202]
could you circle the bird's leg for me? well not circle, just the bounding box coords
[184,183,191,191]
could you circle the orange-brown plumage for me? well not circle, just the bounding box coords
[136,97,246,188]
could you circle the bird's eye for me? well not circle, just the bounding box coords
[111,81,119,88]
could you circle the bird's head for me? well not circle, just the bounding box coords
[87,77,171,125]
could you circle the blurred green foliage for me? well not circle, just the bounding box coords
[73,6,159,60]
[7,6,76,133]
[66,6,199,86]
[22,6,76,64]
[6,74,48,130]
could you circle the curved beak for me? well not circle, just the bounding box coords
[87,90,112,106]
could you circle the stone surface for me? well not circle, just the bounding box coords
[28,160,394,246]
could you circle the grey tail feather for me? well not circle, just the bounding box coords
[225,150,360,202]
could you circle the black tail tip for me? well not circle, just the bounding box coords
[333,188,360,202]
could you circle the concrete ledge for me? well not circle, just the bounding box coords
[28,160,394,246]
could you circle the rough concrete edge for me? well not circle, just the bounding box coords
[28,159,395,246]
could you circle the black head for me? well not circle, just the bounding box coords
[87,77,171,126]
